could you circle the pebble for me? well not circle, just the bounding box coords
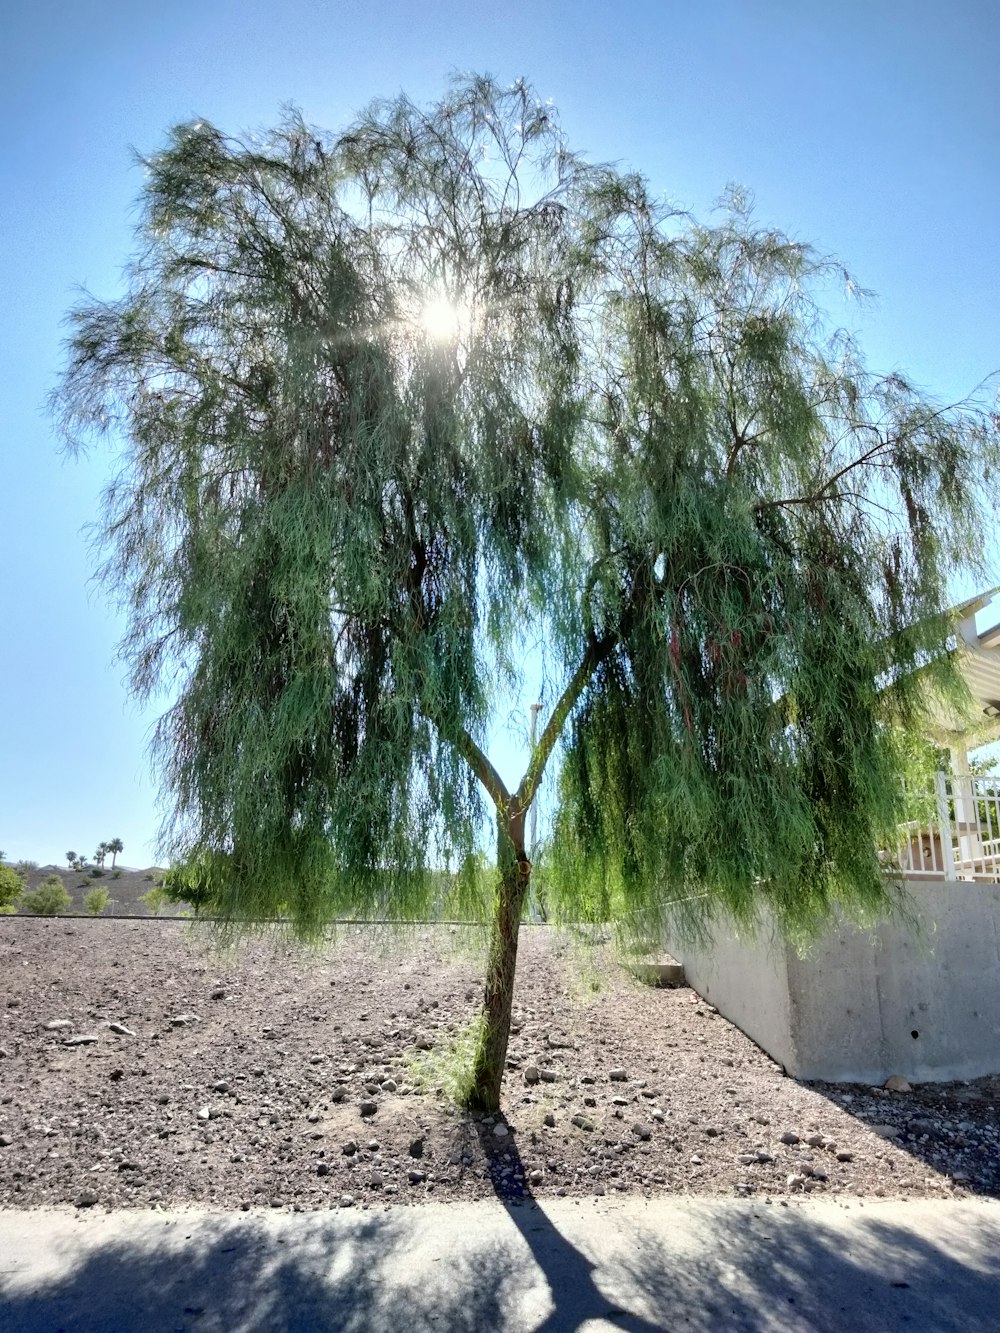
[529,1169,544,1184]
[885,1075,911,1093]
[632,1123,652,1141]
[779,1131,799,1145]
[369,1173,383,1188]
[169,1014,199,1027]
[380,1079,397,1093]
[538,1069,558,1083]
[571,1115,595,1132]
[543,1113,556,1128]
[869,1124,902,1139]
[836,1150,854,1162]
[210,988,226,1000]
[75,1191,100,1208]
[62,1034,99,1047]
[608,1069,628,1082]
[786,1174,806,1191]
[107,1023,135,1037]
[493,1123,510,1138]
[339,1194,355,1208]
[408,1169,426,1184]
[359,1101,377,1117]
[408,1138,424,1158]
[0,1135,12,1148]
[343,1141,358,1156]
[523,1066,540,1085]
[316,1162,331,1176]
[44,1020,73,1031]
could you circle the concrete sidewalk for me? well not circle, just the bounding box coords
[2,1195,998,1332]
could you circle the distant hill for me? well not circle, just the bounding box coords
[2,863,170,916]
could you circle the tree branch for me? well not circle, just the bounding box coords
[515,632,616,814]
[757,434,891,510]
[457,729,511,812]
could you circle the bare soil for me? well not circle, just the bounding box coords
[1,918,998,1213]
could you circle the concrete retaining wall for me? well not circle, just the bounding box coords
[669,879,1000,1083]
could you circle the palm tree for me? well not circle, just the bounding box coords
[107,837,124,870]
[94,842,108,869]
[66,851,78,868]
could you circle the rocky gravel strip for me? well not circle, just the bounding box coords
[1,919,997,1211]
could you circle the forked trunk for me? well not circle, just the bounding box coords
[465,821,530,1114]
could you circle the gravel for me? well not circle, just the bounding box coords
[0,917,998,1211]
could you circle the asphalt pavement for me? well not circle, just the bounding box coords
[1,1194,998,1331]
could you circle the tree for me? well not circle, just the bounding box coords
[107,837,124,869]
[66,850,78,868]
[162,853,219,916]
[21,875,72,916]
[0,864,23,914]
[93,842,108,869]
[55,77,1000,1112]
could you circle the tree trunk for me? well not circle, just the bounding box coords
[465,819,530,1114]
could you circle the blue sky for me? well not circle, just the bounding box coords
[2,0,998,866]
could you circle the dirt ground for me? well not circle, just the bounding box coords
[1,918,998,1212]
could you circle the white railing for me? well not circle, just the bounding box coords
[893,772,1000,881]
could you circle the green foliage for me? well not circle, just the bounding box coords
[15,860,38,876]
[111,869,123,879]
[83,886,111,915]
[141,885,169,915]
[20,875,71,916]
[89,866,104,878]
[106,837,124,868]
[0,865,23,912]
[161,852,220,915]
[55,75,1000,959]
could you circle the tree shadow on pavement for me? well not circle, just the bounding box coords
[473,1117,1000,1333]
[1,1158,999,1332]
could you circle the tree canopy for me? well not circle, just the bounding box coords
[56,76,1000,1108]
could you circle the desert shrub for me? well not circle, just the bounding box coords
[14,860,38,876]
[0,863,23,906]
[141,885,168,915]
[83,886,111,915]
[143,873,154,881]
[20,875,71,916]
[111,869,123,879]
[0,864,23,914]
[89,866,105,878]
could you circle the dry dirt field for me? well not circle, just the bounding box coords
[1,918,998,1213]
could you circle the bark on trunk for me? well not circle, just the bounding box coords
[465,820,530,1114]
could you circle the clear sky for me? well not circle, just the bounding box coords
[2,0,998,867]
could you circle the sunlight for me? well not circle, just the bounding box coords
[419,293,467,344]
